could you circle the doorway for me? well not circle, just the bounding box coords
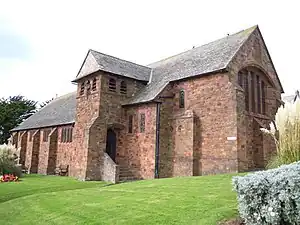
[106,129,117,162]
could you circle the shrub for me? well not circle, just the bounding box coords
[261,99,300,168]
[0,144,22,177]
[233,162,300,225]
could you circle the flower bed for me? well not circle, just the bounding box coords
[0,174,19,182]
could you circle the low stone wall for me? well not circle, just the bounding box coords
[102,153,119,183]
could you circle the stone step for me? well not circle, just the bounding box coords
[119,173,135,177]
[119,176,138,182]
[118,165,139,182]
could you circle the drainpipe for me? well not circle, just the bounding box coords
[155,102,161,178]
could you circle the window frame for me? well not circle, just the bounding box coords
[120,81,127,94]
[128,115,133,133]
[61,127,73,143]
[108,78,117,92]
[80,82,85,95]
[140,113,145,133]
[92,78,97,91]
[238,68,269,115]
[179,89,185,108]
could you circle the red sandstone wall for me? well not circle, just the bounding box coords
[229,27,282,171]
[160,73,238,176]
[30,130,40,173]
[47,128,58,174]
[71,73,101,180]
[117,103,157,179]
[38,129,51,174]
[25,130,35,170]
[17,131,27,167]
[57,126,73,168]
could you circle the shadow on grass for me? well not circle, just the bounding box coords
[0,175,113,203]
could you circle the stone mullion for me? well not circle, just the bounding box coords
[248,71,252,113]
[258,77,262,114]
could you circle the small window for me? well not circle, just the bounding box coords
[140,113,145,133]
[128,115,133,133]
[109,78,116,92]
[61,127,73,143]
[86,80,91,93]
[43,129,51,142]
[92,78,97,91]
[179,89,185,108]
[120,81,127,94]
[80,82,85,95]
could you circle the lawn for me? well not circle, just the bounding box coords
[0,174,239,225]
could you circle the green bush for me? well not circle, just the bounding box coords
[233,162,300,225]
[261,99,300,168]
[0,144,22,177]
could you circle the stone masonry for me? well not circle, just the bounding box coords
[11,25,283,182]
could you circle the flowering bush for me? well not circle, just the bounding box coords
[233,161,300,225]
[0,144,22,177]
[261,98,300,168]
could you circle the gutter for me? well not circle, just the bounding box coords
[155,102,161,178]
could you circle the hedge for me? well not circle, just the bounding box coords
[233,162,300,225]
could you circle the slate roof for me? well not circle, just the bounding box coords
[13,25,279,131]
[74,50,151,82]
[11,92,76,131]
[124,25,257,105]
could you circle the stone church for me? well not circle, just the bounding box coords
[11,25,284,183]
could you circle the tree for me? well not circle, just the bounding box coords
[0,96,37,144]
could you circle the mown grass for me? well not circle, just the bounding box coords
[0,174,238,225]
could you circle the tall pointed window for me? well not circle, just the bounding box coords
[179,89,185,108]
[238,68,269,115]
[120,81,127,94]
[109,78,116,92]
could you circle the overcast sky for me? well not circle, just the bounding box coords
[0,0,299,102]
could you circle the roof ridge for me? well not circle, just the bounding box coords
[147,25,258,67]
[224,25,258,68]
[89,49,151,70]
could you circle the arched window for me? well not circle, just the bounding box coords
[120,81,127,94]
[80,82,85,95]
[92,78,97,91]
[109,78,116,92]
[238,67,268,115]
[179,89,185,108]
